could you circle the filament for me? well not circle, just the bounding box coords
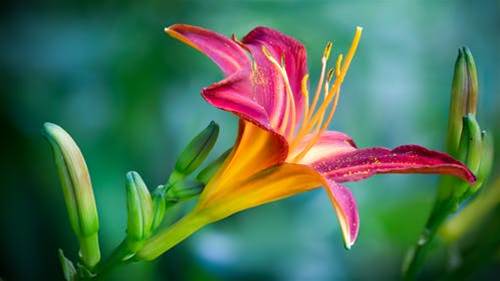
[291,26,362,162]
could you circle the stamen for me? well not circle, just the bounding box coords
[305,42,333,123]
[292,41,333,147]
[292,27,362,162]
[304,27,362,133]
[323,41,333,60]
[262,46,297,138]
[325,68,335,96]
[335,54,343,78]
[292,88,340,162]
[327,68,335,83]
[301,75,310,122]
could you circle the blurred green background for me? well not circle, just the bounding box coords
[1,0,498,280]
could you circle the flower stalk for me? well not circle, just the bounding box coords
[403,47,492,280]
[136,212,211,260]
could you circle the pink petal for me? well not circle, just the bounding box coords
[166,24,274,130]
[166,25,310,139]
[242,27,308,131]
[202,71,273,130]
[290,130,357,164]
[323,179,359,249]
[312,145,476,184]
[165,24,250,75]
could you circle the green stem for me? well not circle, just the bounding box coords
[403,195,460,280]
[91,239,132,279]
[402,174,474,280]
[135,212,210,261]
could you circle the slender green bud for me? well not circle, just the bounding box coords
[196,148,231,185]
[44,123,100,268]
[471,131,494,193]
[460,114,482,174]
[126,171,153,251]
[450,115,482,199]
[166,181,204,203]
[463,47,478,115]
[151,185,167,230]
[169,121,219,184]
[446,47,479,156]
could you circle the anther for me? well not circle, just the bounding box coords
[323,41,333,61]
[335,54,344,78]
[327,68,335,83]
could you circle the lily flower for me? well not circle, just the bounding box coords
[137,24,475,260]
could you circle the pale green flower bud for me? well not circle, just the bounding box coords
[459,114,482,175]
[471,131,494,193]
[169,121,219,184]
[126,171,153,251]
[447,47,479,157]
[44,123,100,268]
[449,115,482,199]
[166,181,204,203]
[463,47,478,115]
[151,185,167,231]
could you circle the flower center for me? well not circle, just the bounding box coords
[262,27,363,163]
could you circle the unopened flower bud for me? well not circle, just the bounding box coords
[126,171,153,251]
[463,47,478,115]
[447,47,479,156]
[458,115,482,175]
[451,115,482,199]
[44,123,100,268]
[169,121,219,184]
[166,181,204,203]
[196,148,231,185]
[151,185,167,231]
[471,131,493,193]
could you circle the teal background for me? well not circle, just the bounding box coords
[0,0,498,280]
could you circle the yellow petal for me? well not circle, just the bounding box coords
[198,163,322,219]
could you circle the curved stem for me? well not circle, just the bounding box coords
[402,199,455,280]
[91,240,132,280]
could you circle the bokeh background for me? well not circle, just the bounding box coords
[1,0,498,280]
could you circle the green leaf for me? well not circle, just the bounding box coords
[58,249,77,281]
